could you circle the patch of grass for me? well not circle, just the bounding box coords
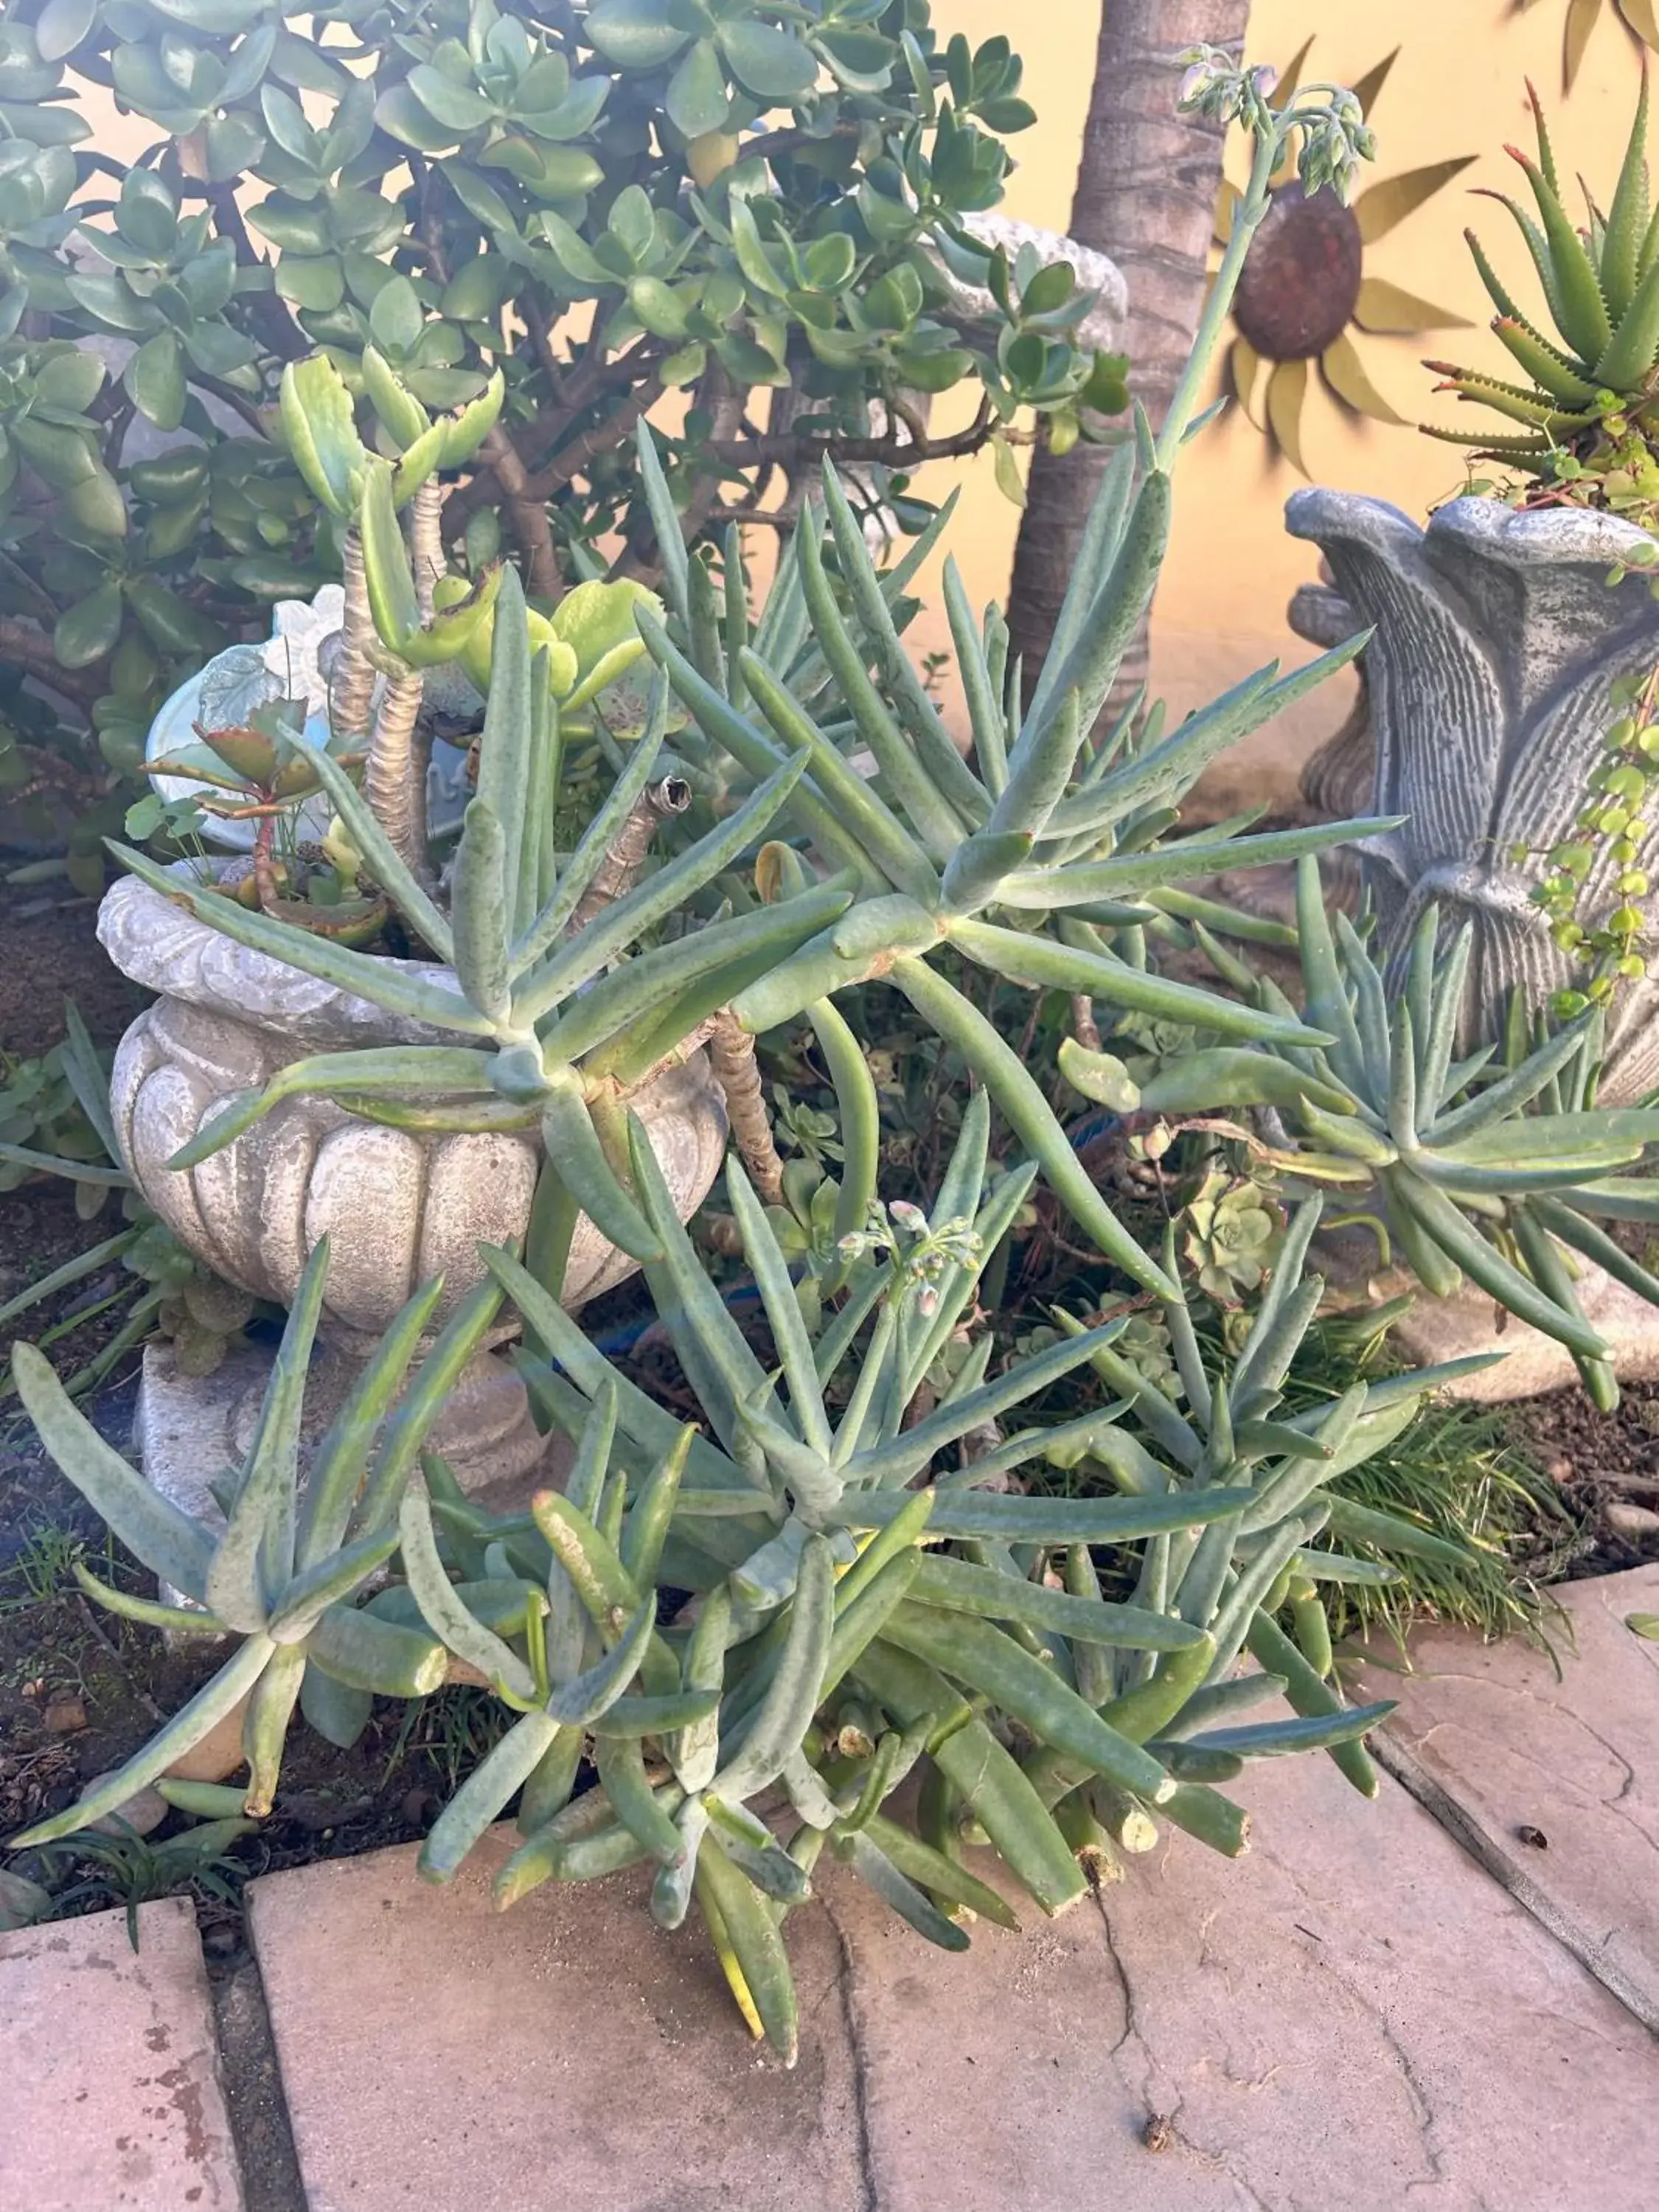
[1270,1317,1586,1656]
[22,1817,256,1944]
[380,1685,514,1798]
[0,1520,88,1614]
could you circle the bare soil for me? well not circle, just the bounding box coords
[0,877,148,1057]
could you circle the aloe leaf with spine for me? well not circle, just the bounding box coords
[4,1244,496,1842]
[1422,75,1659,473]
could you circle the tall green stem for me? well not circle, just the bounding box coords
[1155,122,1280,472]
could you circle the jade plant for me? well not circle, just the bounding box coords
[0,0,1113,858]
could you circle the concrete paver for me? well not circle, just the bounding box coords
[837,1747,1659,2212]
[1354,1560,1659,2032]
[0,1895,243,2212]
[246,1827,866,2212]
[248,1746,1659,2212]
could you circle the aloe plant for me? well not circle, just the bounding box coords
[89,60,1388,1310]
[110,554,849,1273]
[3,1242,512,1843]
[1424,76,1659,483]
[1179,857,1659,1408]
[375,1095,1485,2065]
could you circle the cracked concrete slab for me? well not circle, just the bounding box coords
[833,1749,1659,2212]
[246,1740,1659,2212]
[1352,1562,1659,2034]
[246,1828,866,2212]
[0,1896,244,2212]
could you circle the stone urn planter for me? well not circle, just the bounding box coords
[1285,489,1659,1104]
[97,869,728,1492]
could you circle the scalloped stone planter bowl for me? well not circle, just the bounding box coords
[1286,489,1659,1104]
[97,871,727,1352]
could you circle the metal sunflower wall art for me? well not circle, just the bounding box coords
[1517,0,1659,94]
[1216,47,1475,474]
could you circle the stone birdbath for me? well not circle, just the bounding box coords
[1285,487,1659,1103]
[1287,487,1659,1394]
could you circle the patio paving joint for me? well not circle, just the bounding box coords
[1371,1731,1659,2039]
[209,1952,306,2212]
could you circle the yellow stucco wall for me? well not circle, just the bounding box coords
[914,0,1655,804]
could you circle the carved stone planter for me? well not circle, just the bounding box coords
[98,869,726,1496]
[1286,489,1659,1103]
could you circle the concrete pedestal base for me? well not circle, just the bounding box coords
[111,1338,571,1801]
[135,1335,564,1537]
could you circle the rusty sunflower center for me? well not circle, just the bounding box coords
[1233,184,1364,361]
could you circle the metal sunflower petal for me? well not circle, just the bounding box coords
[1214,175,1242,250]
[1321,331,1406,425]
[1353,275,1473,334]
[1349,47,1400,119]
[1229,333,1265,429]
[1270,36,1315,109]
[1355,157,1478,245]
[1266,358,1310,476]
[1566,0,1604,84]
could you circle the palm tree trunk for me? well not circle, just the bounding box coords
[1007,1,1250,697]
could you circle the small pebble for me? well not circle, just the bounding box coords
[91,1787,168,1840]
[1607,1500,1659,1540]
[1543,1455,1573,1484]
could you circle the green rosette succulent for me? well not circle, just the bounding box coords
[1180,1170,1282,1305]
